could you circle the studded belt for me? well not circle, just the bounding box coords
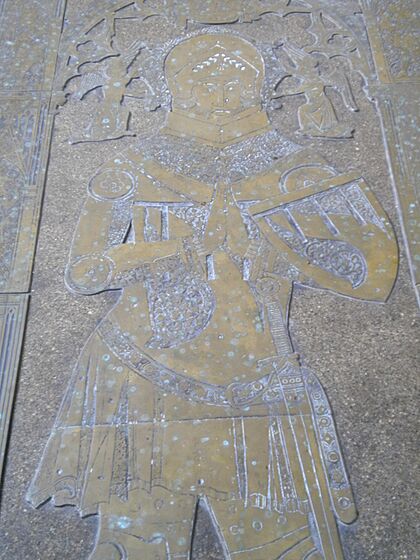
[99,318,303,408]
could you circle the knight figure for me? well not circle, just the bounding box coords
[27,33,398,560]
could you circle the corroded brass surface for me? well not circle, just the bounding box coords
[25,4,400,559]
[0,1,418,559]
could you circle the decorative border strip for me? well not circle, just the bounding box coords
[376,89,420,306]
[0,0,67,482]
[0,295,29,477]
[362,0,420,306]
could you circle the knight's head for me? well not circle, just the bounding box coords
[165,34,265,124]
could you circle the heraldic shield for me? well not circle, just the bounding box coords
[27,12,398,560]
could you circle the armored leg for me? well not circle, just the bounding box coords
[90,487,196,560]
[207,497,322,560]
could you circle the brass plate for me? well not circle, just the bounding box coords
[0,1,416,559]
[26,4,400,559]
[0,294,28,477]
[363,0,420,305]
[0,92,53,293]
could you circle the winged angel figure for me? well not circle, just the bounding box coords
[28,30,397,560]
[62,12,145,142]
[275,42,359,138]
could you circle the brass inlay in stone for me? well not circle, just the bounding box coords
[0,93,52,293]
[362,0,420,305]
[0,0,66,482]
[26,5,400,556]
[0,294,28,478]
[0,0,415,558]
[173,0,289,27]
[163,34,270,147]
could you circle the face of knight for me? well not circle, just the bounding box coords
[166,35,265,125]
[191,78,245,116]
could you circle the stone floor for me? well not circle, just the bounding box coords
[0,2,419,559]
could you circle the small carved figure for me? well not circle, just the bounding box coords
[63,13,144,143]
[28,30,397,560]
[75,41,143,142]
[275,43,359,138]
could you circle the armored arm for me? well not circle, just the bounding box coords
[65,164,186,295]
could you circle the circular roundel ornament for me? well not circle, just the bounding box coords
[88,169,135,201]
[65,254,114,295]
[279,165,336,193]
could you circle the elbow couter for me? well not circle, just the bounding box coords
[64,254,114,295]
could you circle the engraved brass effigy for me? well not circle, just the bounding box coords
[27,3,398,559]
